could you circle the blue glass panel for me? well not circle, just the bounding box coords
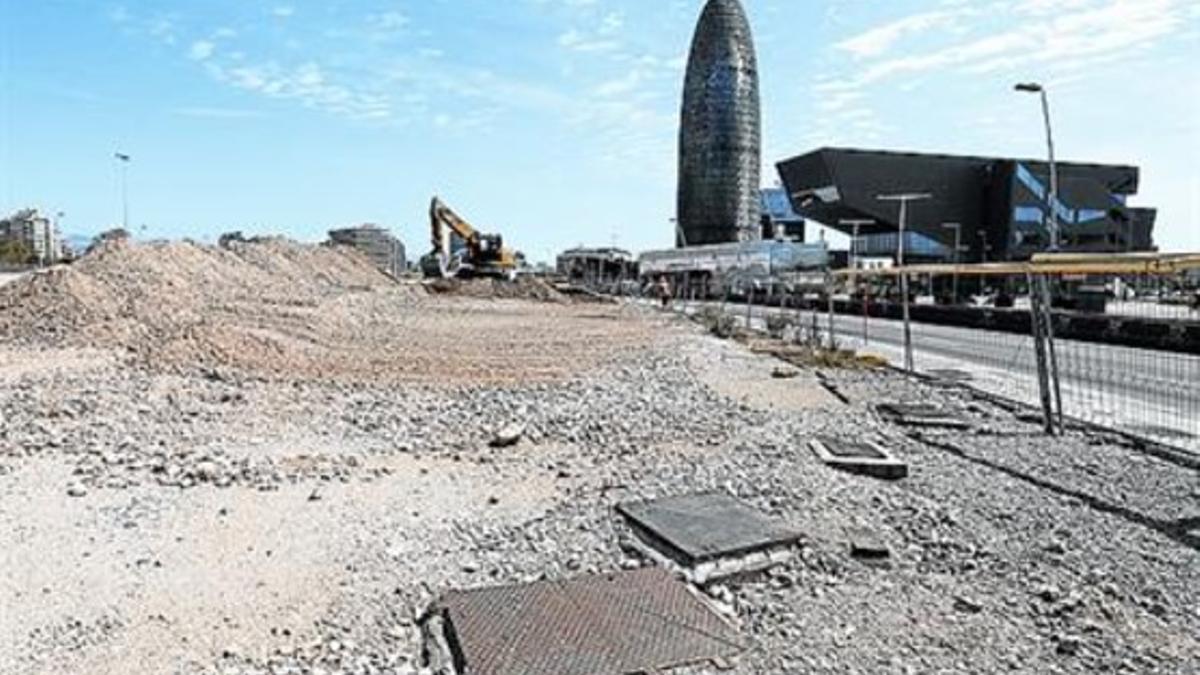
[1014,206,1045,224]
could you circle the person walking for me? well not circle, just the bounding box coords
[658,276,673,309]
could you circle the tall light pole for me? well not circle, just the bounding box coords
[840,218,875,275]
[942,222,962,304]
[841,218,875,345]
[54,211,65,264]
[1015,82,1059,251]
[114,152,132,232]
[878,193,932,372]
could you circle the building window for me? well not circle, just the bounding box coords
[1013,206,1044,224]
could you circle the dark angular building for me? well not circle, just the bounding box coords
[677,0,761,248]
[777,148,1156,262]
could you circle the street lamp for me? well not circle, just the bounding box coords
[1014,82,1060,251]
[114,152,132,232]
[841,218,875,344]
[878,193,932,372]
[942,222,962,304]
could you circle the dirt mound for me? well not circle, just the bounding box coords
[0,238,412,360]
[426,276,566,303]
[0,240,660,383]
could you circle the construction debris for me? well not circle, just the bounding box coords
[847,526,891,560]
[2,240,1198,675]
[489,423,526,448]
[426,276,566,302]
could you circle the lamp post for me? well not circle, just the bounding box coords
[1014,82,1059,251]
[942,222,962,304]
[840,218,875,345]
[114,152,132,232]
[54,211,65,264]
[878,193,932,373]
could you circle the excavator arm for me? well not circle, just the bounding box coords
[429,197,479,257]
[422,196,518,280]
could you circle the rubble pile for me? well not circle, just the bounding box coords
[427,276,567,303]
[0,238,423,374]
[0,288,1197,674]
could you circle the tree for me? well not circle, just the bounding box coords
[92,228,131,248]
[0,239,31,264]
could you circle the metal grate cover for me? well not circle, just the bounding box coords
[617,492,801,566]
[437,568,745,675]
[816,436,887,460]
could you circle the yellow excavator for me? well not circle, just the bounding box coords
[420,197,519,280]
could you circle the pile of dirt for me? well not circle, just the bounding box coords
[426,276,567,303]
[0,237,411,360]
[0,239,655,383]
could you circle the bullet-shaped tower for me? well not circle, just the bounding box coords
[677,0,761,248]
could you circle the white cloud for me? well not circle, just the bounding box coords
[558,28,619,53]
[188,40,215,61]
[835,11,959,60]
[272,6,295,19]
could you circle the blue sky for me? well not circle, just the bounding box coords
[1,0,1198,260]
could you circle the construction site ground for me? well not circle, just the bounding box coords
[1,242,1197,674]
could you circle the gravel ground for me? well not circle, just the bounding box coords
[2,298,1197,675]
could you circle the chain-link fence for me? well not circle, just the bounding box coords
[836,254,1200,454]
[639,253,1200,456]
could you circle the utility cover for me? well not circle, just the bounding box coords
[878,402,969,428]
[434,568,745,675]
[811,436,909,480]
[819,438,888,460]
[616,492,801,566]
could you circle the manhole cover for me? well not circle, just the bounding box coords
[810,437,908,480]
[617,493,801,582]
[428,568,745,675]
[878,403,969,428]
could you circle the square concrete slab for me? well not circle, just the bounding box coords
[617,492,802,568]
[429,568,745,675]
[926,369,974,384]
[810,436,909,480]
[878,402,970,429]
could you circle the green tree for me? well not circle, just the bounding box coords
[0,239,31,264]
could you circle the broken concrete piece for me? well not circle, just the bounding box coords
[489,424,525,448]
[847,526,890,560]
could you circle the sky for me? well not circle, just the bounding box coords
[1,0,1198,261]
